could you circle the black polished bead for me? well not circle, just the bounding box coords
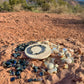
[6,61,11,65]
[12,53,17,58]
[10,77,15,82]
[15,48,19,52]
[34,68,38,72]
[15,71,21,76]
[23,66,26,69]
[28,78,33,82]
[39,72,44,76]
[16,53,21,57]
[10,71,15,76]
[16,67,23,72]
[33,79,37,81]
[33,66,38,72]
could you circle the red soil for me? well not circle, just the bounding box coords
[0,11,84,84]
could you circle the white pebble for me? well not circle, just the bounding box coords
[55,64,59,68]
[66,52,72,57]
[65,57,72,64]
[48,67,57,74]
[69,49,74,53]
[64,64,68,69]
[47,63,54,70]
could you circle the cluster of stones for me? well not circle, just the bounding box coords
[2,58,29,81]
[2,41,42,82]
[42,41,74,74]
[2,40,74,82]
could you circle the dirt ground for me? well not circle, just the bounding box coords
[0,11,84,84]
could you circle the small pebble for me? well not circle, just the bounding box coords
[12,53,17,58]
[69,49,74,53]
[33,79,37,82]
[10,77,15,82]
[63,48,67,52]
[15,48,19,52]
[28,78,33,82]
[54,49,59,53]
[16,53,21,57]
[48,67,57,74]
[31,63,34,67]
[39,72,44,76]
[41,69,46,72]
[6,61,11,65]
[55,64,59,68]
[63,64,68,69]
[23,66,26,69]
[33,66,38,72]
[10,71,15,76]
[44,62,49,67]
[15,71,21,76]
[65,57,72,64]
[47,63,54,70]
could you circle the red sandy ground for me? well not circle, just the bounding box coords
[0,11,84,84]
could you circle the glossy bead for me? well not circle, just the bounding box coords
[15,64,21,68]
[39,72,44,76]
[9,59,17,64]
[34,68,38,72]
[6,61,11,65]
[28,78,33,82]
[16,67,23,72]
[16,53,21,57]
[10,77,15,82]
[15,48,19,52]
[15,71,21,76]
[10,60,17,64]
[7,65,12,68]
[23,66,26,69]
[33,79,37,81]
[12,53,17,58]
[10,71,15,76]
[45,68,48,72]
[19,46,25,51]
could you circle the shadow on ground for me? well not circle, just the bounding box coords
[52,18,84,29]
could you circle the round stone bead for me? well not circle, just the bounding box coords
[28,78,33,82]
[10,77,15,82]
[39,72,44,76]
[47,63,54,70]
